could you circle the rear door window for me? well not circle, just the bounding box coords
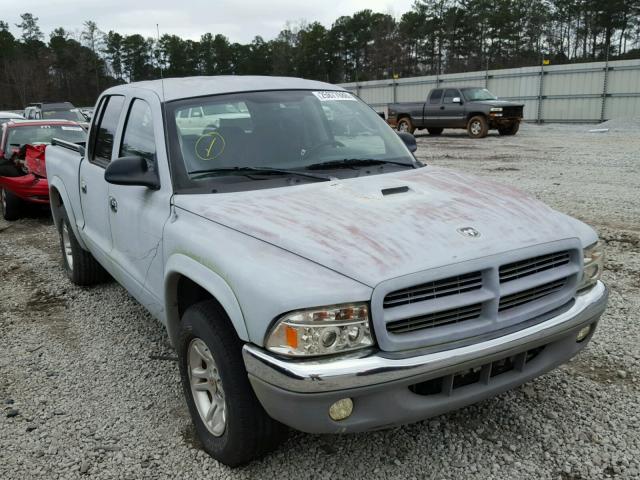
[429,89,443,104]
[91,95,125,165]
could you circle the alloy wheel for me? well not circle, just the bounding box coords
[188,338,227,437]
[61,223,74,270]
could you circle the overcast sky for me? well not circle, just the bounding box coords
[3,0,415,43]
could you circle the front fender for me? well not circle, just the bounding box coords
[164,253,248,346]
[48,176,88,250]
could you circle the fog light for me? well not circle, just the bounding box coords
[576,325,592,342]
[329,398,353,421]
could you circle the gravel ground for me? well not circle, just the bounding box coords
[1,123,639,479]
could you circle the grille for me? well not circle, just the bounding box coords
[499,251,571,283]
[387,303,482,333]
[499,278,567,312]
[409,346,546,396]
[501,106,523,118]
[383,272,482,309]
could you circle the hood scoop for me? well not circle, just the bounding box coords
[381,186,410,196]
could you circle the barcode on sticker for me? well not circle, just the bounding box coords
[312,91,357,101]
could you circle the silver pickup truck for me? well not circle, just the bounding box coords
[46,76,608,466]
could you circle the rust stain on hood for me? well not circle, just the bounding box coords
[175,166,582,287]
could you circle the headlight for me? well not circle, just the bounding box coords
[490,107,503,112]
[578,241,604,292]
[265,303,374,357]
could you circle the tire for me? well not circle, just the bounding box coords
[498,121,520,136]
[178,300,287,466]
[58,209,108,286]
[467,115,489,138]
[397,117,415,134]
[1,188,24,221]
[427,127,444,136]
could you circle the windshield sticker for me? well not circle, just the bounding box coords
[61,126,83,131]
[195,132,226,161]
[312,91,357,102]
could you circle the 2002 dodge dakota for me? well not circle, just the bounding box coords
[46,76,608,466]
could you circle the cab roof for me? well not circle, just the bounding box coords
[103,75,346,102]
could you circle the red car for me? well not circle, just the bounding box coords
[0,119,86,220]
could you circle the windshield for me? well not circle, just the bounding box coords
[168,90,415,192]
[461,88,498,101]
[6,124,86,147]
[42,109,86,122]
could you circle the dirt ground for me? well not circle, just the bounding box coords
[0,123,639,479]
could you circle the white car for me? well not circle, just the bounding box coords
[0,111,25,125]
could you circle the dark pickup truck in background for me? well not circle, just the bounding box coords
[385,87,524,138]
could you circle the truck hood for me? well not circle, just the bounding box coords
[175,167,583,287]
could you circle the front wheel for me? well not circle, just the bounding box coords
[498,121,520,136]
[397,117,415,134]
[467,115,489,139]
[1,188,24,221]
[178,301,287,466]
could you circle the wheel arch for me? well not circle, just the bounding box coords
[164,254,249,348]
[48,178,88,250]
[466,111,487,121]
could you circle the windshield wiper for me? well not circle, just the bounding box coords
[305,158,416,170]
[190,166,332,181]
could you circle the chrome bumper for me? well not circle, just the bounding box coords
[243,281,608,394]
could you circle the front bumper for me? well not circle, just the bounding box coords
[243,281,608,433]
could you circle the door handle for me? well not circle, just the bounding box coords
[81,181,87,194]
[109,196,118,213]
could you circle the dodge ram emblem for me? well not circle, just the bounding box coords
[457,227,481,238]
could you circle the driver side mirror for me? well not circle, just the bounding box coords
[104,156,160,190]
[397,132,417,153]
[452,97,462,104]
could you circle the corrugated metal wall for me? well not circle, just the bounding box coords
[339,59,640,123]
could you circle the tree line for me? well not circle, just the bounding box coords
[1,0,639,109]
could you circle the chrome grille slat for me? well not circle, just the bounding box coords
[383,272,482,308]
[499,252,569,275]
[385,276,482,299]
[498,279,566,312]
[384,282,482,307]
[388,304,483,333]
[500,256,570,279]
[499,251,571,282]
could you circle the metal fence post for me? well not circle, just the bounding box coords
[600,53,610,123]
[485,58,489,88]
[393,79,397,103]
[537,64,544,124]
